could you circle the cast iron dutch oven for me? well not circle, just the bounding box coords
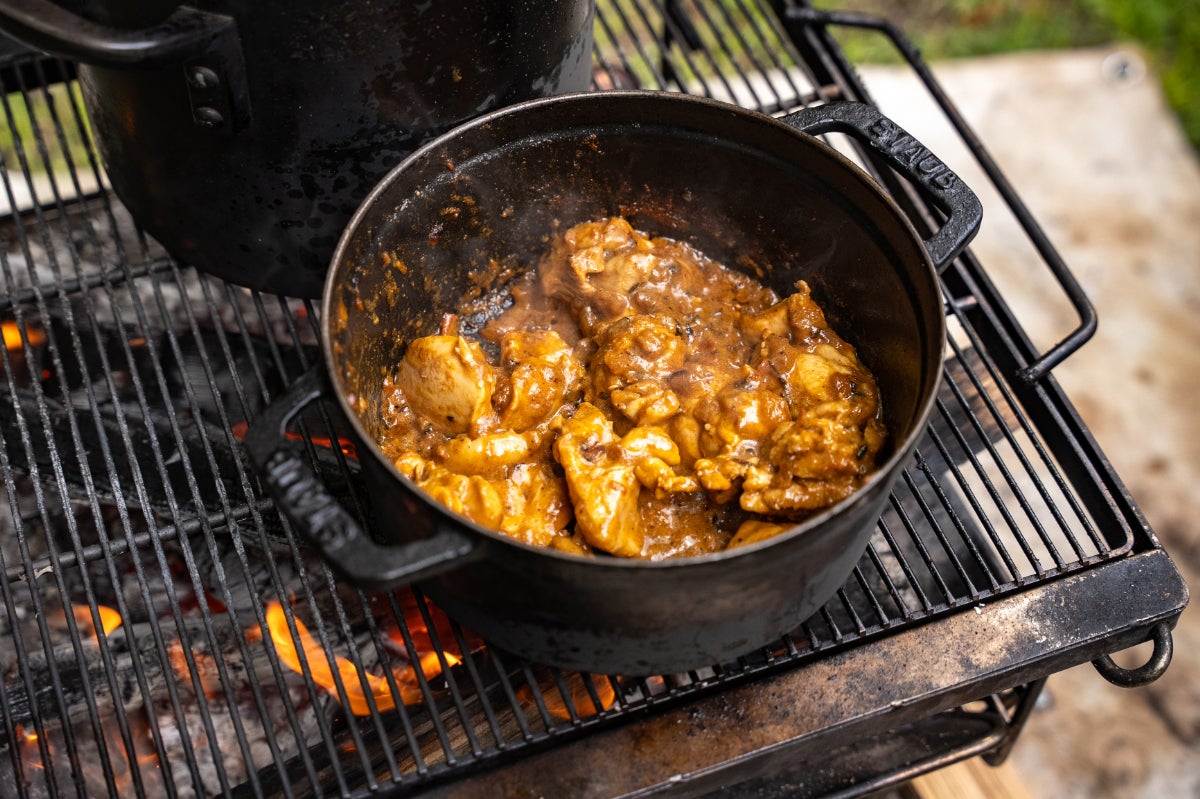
[0,0,594,297]
[243,92,982,675]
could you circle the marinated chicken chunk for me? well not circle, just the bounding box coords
[376,217,886,559]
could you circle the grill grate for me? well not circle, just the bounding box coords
[0,2,1181,798]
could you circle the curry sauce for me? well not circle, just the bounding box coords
[376,217,886,559]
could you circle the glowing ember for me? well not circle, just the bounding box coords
[15,724,44,772]
[72,603,123,639]
[265,600,460,716]
[0,320,45,351]
[168,639,221,700]
[230,421,357,458]
[519,673,617,721]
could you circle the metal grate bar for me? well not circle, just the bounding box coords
[943,312,1115,559]
[935,383,1068,577]
[874,514,934,615]
[596,0,674,89]
[0,73,193,799]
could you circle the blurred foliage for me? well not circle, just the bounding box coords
[811,0,1200,149]
[0,83,93,177]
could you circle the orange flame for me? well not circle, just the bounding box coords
[72,604,123,640]
[384,589,473,672]
[263,590,483,716]
[1,320,45,352]
[266,600,461,716]
[519,673,617,722]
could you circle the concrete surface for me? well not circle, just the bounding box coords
[858,46,1200,798]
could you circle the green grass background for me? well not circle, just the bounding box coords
[812,0,1200,149]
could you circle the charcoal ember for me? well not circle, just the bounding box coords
[117,544,192,627]
[0,202,157,299]
[89,267,320,358]
[0,650,323,799]
[0,600,337,743]
[152,678,322,799]
[190,529,371,634]
[0,476,53,564]
[158,328,282,428]
[0,385,248,515]
[20,301,314,434]
[0,479,67,674]
[0,578,65,679]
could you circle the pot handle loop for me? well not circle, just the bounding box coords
[242,368,477,593]
[780,102,982,271]
[0,0,251,131]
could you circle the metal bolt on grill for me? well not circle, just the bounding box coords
[0,2,1187,798]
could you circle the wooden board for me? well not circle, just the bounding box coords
[905,757,1034,799]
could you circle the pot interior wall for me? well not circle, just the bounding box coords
[328,95,943,462]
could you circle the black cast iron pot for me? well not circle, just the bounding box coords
[0,0,594,297]
[244,92,982,675]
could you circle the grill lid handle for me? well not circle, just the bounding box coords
[0,0,251,131]
[781,101,983,271]
[243,367,479,593]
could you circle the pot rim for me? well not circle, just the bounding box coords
[321,89,947,569]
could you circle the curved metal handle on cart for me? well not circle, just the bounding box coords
[0,0,250,130]
[783,7,1096,383]
[242,368,479,593]
[1091,622,1174,688]
[781,101,983,271]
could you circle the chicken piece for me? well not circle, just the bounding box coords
[695,386,791,460]
[394,452,504,529]
[739,411,882,514]
[552,403,644,557]
[784,281,841,347]
[542,217,659,324]
[496,463,573,548]
[436,431,533,477]
[497,329,585,431]
[500,328,579,365]
[693,455,749,504]
[742,280,837,344]
[396,451,571,546]
[394,335,496,436]
[739,295,791,341]
[620,425,700,495]
[610,379,680,425]
[667,413,704,467]
[768,332,883,434]
[590,314,686,398]
[690,388,777,494]
[728,519,792,549]
[667,359,745,418]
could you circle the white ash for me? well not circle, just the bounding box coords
[88,265,319,354]
[0,196,158,296]
[0,493,340,798]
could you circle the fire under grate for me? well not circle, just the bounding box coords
[0,2,1187,798]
